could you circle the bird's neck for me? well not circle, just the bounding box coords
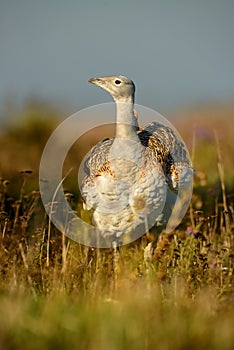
[115,101,138,140]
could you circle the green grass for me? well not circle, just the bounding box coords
[0,284,233,350]
[0,100,233,349]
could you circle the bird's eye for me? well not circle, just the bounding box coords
[115,79,121,85]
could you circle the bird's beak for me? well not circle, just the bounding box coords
[88,77,114,96]
[88,77,105,86]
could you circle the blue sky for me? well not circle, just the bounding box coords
[1,0,234,117]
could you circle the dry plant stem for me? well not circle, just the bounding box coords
[13,174,32,233]
[46,219,52,267]
[2,218,8,238]
[46,168,73,267]
[62,233,66,273]
[214,130,231,234]
[213,197,218,237]
[13,202,20,233]
[26,192,40,220]
[61,233,70,274]
[112,240,119,293]
[39,213,48,268]
[0,181,8,212]
[19,243,37,299]
[61,198,73,274]
[189,125,196,230]
[19,176,26,203]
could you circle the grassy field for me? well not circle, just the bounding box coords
[0,100,233,349]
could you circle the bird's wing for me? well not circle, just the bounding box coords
[138,121,193,233]
[138,121,192,191]
[83,138,113,177]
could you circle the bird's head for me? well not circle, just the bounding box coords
[88,75,135,103]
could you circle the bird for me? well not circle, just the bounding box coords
[81,75,193,262]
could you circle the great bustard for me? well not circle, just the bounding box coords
[81,75,192,260]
